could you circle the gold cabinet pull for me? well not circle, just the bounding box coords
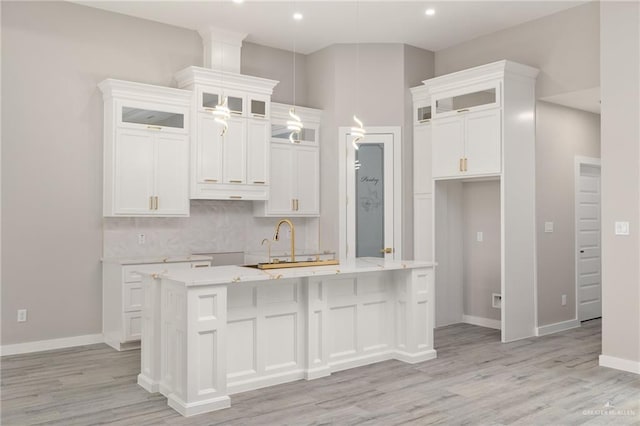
[193,264,208,268]
[229,195,242,199]
[204,179,218,183]
[459,158,464,172]
[464,158,468,172]
[229,180,243,184]
[380,247,393,254]
[253,180,265,184]
[456,109,469,113]
[149,196,153,210]
[295,199,299,211]
[153,196,159,210]
[292,199,295,211]
[146,125,162,130]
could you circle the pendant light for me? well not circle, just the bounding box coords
[351,0,366,152]
[287,2,303,143]
[211,3,230,136]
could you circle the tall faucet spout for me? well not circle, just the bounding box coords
[274,219,296,263]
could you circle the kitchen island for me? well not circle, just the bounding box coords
[137,258,436,416]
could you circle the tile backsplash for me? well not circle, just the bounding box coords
[103,200,319,259]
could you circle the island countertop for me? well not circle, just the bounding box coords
[156,257,436,287]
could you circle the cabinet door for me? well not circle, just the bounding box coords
[114,128,155,215]
[464,109,501,176]
[431,116,464,179]
[154,133,189,215]
[294,146,320,215]
[222,117,247,183]
[196,113,224,184]
[413,193,433,261]
[413,124,432,193]
[246,119,269,185]
[268,144,294,214]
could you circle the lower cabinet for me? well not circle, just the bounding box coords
[102,258,211,351]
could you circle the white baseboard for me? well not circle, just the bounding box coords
[1,334,104,356]
[462,315,501,330]
[599,355,640,374]
[535,319,580,336]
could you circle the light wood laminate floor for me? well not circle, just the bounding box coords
[2,319,639,425]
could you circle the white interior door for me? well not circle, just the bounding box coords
[341,128,401,260]
[576,162,601,321]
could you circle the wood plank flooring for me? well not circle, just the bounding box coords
[2,319,639,425]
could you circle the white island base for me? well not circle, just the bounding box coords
[137,258,437,416]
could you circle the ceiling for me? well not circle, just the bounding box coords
[73,1,588,54]
[541,87,601,114]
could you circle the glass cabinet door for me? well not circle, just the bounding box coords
[417,105,432,123]
[121,106,184,129]
[434,87,498,116]
[250,99,267,117]
[227,95,244,115]
[201,92,220,110]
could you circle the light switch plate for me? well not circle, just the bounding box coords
[476,231,483,242]
[615,221,630,235]
[544,222,554,233]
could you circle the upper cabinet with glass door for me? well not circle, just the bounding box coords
[174,66,279,201]
[431,82,501,119]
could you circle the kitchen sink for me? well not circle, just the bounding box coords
[244,259,339,270]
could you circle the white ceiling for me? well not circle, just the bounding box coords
[73,0,588,54]
[541,87,601,114]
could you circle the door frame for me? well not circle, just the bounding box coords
[338,126,402,260]
[574,155,601,322]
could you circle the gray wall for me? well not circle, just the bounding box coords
[600,1,640,365]
[435,2,599,99]
[462,181,501,321]
[1,1,202,345]
[0,1,312,346]
[306,43,434,258]
[242,42,308,106]
[536,101,600,327]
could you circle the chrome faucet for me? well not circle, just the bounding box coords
[273,219,296,262]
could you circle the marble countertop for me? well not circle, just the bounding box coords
[155,258,436,287]
[101,254,213,265]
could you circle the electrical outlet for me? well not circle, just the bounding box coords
[561,294,567,306]
[476,231,483,242]
[492,293,502,309]
[138,233,146,245]
[615,221,630,236]
[544,222,554,233]
[17,309,27,322]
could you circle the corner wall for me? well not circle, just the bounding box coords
[599,0,640,372]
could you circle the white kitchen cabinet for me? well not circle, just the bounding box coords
[174,66,278,201]
[246,119,270,185]
[412,60,539,343]
[254,103,322,217]
[99,79,191,217]
[102,256,211,351]
[431,108,501,179]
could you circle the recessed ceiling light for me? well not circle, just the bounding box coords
[293,12,303,21]
[425,8,436,16]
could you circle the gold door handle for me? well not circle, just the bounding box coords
[380,247,393,254]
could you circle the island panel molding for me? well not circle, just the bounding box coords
[137,259,436,416]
